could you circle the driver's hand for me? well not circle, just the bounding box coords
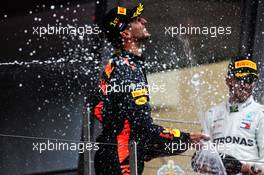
[241,164,262,175]
[189,132,210,143]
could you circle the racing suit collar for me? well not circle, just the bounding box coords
[120,49,146,63]
[226,96,254,113]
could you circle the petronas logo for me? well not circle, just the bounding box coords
[157,160,185,175]
[132,3,144,18]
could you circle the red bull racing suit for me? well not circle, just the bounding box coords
[92,50,191,175]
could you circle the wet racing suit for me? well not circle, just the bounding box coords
[92,50,191,175]
[202,96,264,174]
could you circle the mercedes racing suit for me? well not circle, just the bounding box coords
[203,96,264,174]
[93,50,191,175]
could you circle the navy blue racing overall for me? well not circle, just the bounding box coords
[93,50,191,175]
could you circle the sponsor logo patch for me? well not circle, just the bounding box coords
[240,122,251,129]
[110,17,119,27]
[213,136,254,146]
[235,60,257,70]
[131,88,148,98]
[132,3,144,18]
[235,72,258,78]
[135,96,147,105]
[162,128,181,138]
[117,6,127,15]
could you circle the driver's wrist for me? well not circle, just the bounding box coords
[241,163,250,173]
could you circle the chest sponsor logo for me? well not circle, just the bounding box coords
[240,112,255,129]
[243,112,255,122]
[230,105,239,113]
[213,136,254,147]
[240,122,251,129]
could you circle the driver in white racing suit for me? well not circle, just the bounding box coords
[195,56,264,175]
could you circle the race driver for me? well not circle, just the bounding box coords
[193,56,264,175]
[92,3,209,175]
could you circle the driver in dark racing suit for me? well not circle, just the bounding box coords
[92,3,209,175]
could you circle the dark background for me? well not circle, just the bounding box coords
[0,0,263,174]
